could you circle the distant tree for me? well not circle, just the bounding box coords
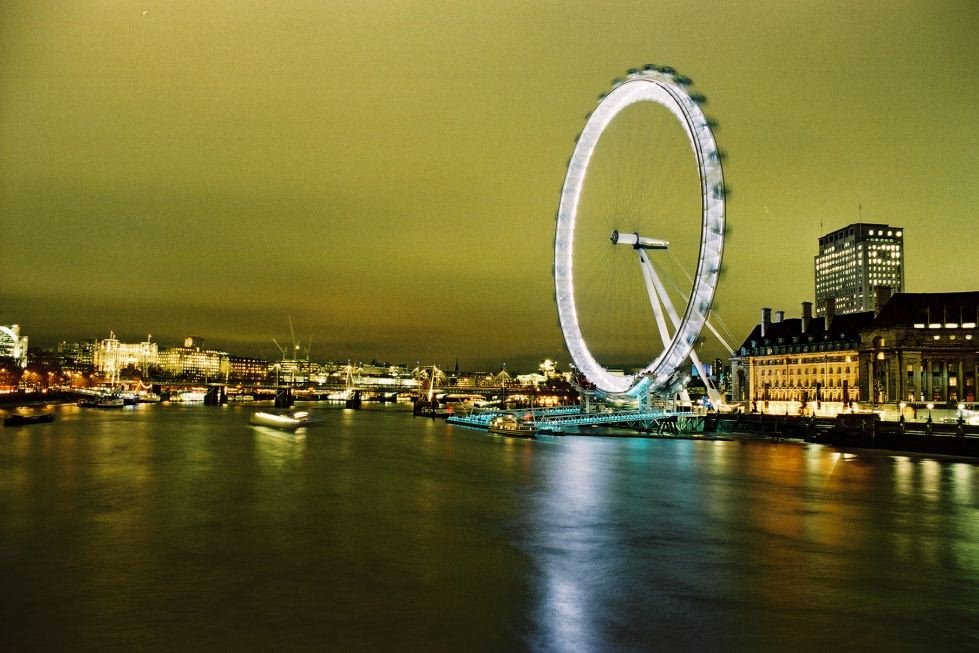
[0,356,22,389]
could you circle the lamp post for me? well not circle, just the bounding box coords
[926,402,934,423]
[899,400,906,429]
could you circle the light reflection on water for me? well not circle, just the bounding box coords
[1,404,978,651]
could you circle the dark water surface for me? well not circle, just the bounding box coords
[2,403,978,651]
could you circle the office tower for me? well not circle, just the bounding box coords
[814,223,905,315]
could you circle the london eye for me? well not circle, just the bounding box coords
[553,66,727,397]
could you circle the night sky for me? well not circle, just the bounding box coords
[2,1,976,369]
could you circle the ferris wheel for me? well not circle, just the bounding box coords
[553,66,727,397]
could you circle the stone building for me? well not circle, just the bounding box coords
[861,292,978,404]
[731,302,871,414]
[731,291,979,412]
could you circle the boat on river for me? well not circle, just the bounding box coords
[95,395,125,408]
[488,414,537,438]
[250,410,314,430]
[4,411,56,426]
[77,393,125,408]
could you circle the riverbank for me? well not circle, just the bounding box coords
[713,412,979,458]
[0,390,79,409]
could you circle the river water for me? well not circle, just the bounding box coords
[2,402,977,651]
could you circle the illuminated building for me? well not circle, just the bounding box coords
[157,337,229,381]
[228,356,269,383]
[0,324,29,368]
[57,339,97,372]
[731,292,979,411]
[93,332,158,377]
[863,292,978,403]
[731,303,869,414]
[268,358,318,385]
[814,223,904,316]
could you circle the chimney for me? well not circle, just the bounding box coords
[761,307,772,337]
[874,286,892,315]
[774,310,785,323]
[825,297,836,331]
[801,301,813,334]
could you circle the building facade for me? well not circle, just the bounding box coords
[859,292,978,404]
[57,339,97,372]
[93,332,158,377]
[228,356,269,383]
[0,324,29,368]
[814,223,905,316]
[732,293,979,412]
[157,338,229,381]
[731,304,869,414]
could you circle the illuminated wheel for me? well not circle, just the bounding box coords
[553,66,726,396]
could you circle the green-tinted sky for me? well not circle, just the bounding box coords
[2,1,977,369]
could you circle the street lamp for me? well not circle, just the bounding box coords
[926,402,934,423]
[899,400,906,424]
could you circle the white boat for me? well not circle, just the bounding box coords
[250,410,313,430]
[488,414,537,438]
[95,395,125,408]
[137,391,161,403]
[177,391,207,403]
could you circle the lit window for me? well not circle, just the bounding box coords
[933,335,941,340]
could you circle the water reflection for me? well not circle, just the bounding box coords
[2,406,978,650]
[522,437,979,651]
[529,438,611,652]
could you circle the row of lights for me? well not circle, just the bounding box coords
[913,322,978,329]
[868,229,902,237]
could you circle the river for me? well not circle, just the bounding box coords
[2,402,977,651]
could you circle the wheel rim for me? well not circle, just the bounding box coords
[554,69,725,396]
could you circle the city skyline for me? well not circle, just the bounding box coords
[2,1,977,369]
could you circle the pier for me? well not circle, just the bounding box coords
[447,405,700,434]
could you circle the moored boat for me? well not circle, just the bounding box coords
[78,393,126,408]
[95,395,125,408]
[413,399,453,418]
[4,411,56,426]
[488,414,537,438]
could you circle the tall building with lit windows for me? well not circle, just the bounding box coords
[0,324,29,368]
[814,223,905,316]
